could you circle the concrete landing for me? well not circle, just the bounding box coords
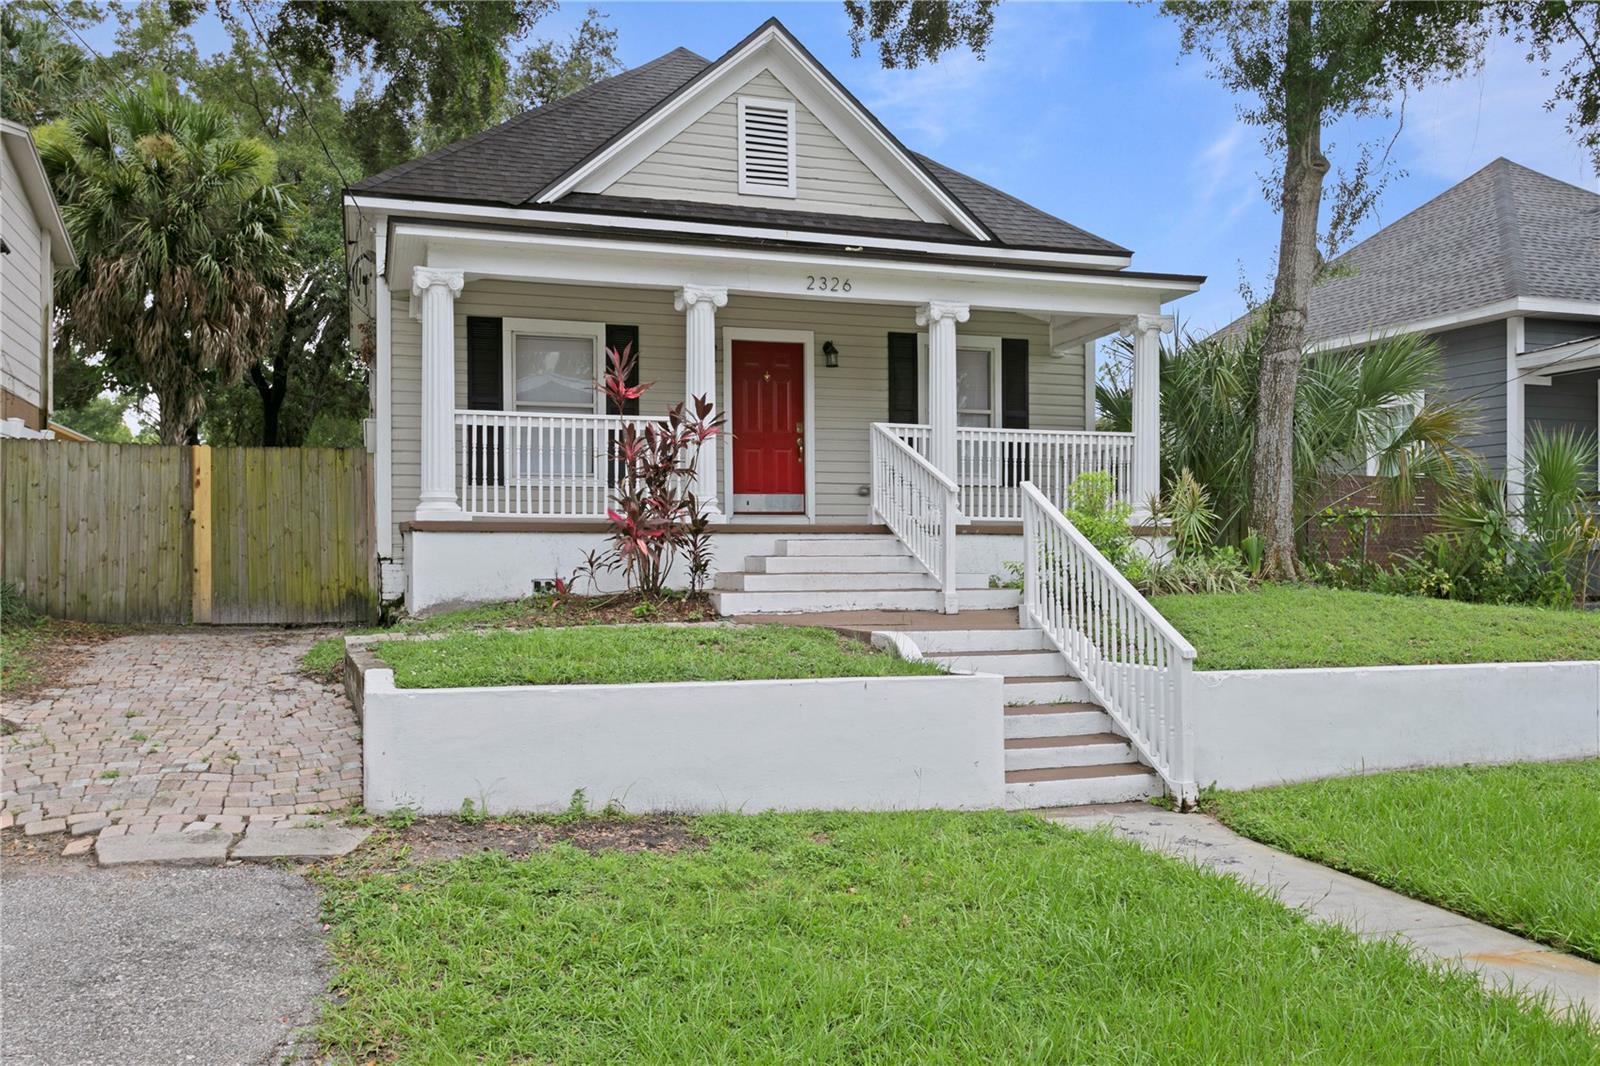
[1050,806,1600,1024]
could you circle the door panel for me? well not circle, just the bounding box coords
[731,341,806,513]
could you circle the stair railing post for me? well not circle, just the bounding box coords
[1020,483,1038,630]
[940,480,958,614]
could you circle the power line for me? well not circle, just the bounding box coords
[41,0,141,97]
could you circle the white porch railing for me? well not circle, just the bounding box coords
[455,410,668,518]
[883,423,1135,520]
[1020,480,1197,804]
[869,423,959,612]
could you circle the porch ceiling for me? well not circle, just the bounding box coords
[386,221,1201,323]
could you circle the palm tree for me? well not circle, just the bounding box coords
[39,77,297,444]
[1098,325,1474,546]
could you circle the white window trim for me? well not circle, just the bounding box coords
[737,95,797,199]
[1364,389,1426,477]
[500,317,607,416]
[915,334,1004,427]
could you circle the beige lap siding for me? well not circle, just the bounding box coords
[602,70,920,221]
[387,281,1086,558]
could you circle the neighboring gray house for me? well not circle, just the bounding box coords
[1297,158,1598,492]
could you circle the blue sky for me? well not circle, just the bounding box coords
[85,1,1595,333]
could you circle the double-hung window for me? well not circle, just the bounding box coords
[501,319,606,481]
[917,334,1005,484]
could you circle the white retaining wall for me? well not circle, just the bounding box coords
[358,659,1005,814]
[1189,660,1600,790]
[405,529,1024,612]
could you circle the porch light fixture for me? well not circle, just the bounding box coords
[822,340,839,367]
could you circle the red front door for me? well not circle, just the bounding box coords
[731,340,806,513]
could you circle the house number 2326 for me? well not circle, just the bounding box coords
[805,275,852,293]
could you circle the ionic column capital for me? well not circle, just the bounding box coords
[1120,312,1175,339]
[674,285,728,312]
[411,266,464,301]
[916,301,971,327]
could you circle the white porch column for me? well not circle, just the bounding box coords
[1506,315,1526,524]
[412,266,465,520]
[916,301,970,483]
[675,285,728,516]
[1121,312,1174,518]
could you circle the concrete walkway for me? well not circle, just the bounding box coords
[1052,805,1600,1024]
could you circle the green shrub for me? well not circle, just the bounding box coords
[1063,471,1134,569]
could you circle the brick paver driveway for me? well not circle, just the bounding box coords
[2,629,360,841]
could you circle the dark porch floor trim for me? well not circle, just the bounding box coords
[402,520,1033,535]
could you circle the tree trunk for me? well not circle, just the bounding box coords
[1249,2,1329,580]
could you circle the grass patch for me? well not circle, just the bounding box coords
[1,583,106,698]
[1208,760,1600,959]
[1151,584,1600,669]
[296,593,719,684]
[314,811,1597,1062]
[374,624,939,688]
[300,636,347,684]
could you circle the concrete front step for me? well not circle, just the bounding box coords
[1002,676,1092,705]
[1003,732,1137,771]
[716,570,938,592]
[1004,764,1162,809]
[1003,703,1113,738]
[748,553,925,574]
[775,536,909,557]
[928,650,1072,678]
[712,587,1021,616]
[897,628,1053,654]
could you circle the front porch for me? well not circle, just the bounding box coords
[381,220,1195,606]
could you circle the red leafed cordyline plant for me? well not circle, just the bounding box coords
[572,344,722,598]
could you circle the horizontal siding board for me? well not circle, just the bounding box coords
[602,70,919,220]
[1434,321,1510,473]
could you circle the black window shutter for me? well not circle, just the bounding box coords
[1001,338,1029,429]
[464,316,503,487]
[605,324,641,416]
[887,332,919,423]
[466,316,503,410]
[1001,338,1030,486]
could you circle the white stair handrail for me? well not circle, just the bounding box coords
[869,423,960,613]
[1019,480,1198,804]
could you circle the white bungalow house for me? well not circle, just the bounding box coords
[345,18,1201,617]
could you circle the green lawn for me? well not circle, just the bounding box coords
[1208,760,1600,960]
[314,811,1597,1063]
[1151,585,1600,669]
[373,624,941,688]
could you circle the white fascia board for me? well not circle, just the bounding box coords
[346,194,1134,270]
[0,122,75,267]
[1308,297,1600,353]
[1517,335,1600,375]
[396,222,1198,318]
[532,27,990,240]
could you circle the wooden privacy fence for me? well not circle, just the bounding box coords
[1,441,377,625]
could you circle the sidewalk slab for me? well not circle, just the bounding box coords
[95,829,231,867]
[231,825,371,862]
[1051,806,1600,1024]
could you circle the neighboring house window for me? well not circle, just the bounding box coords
[1362,390,1425,476]
[737,96,796,198]
[502,319,606,416]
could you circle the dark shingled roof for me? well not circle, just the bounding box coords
[1221,158,1600,342]
[351,37,1129,257]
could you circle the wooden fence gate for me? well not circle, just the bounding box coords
[1,441,378,625]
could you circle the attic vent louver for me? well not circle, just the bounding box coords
[737,96,796,198]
